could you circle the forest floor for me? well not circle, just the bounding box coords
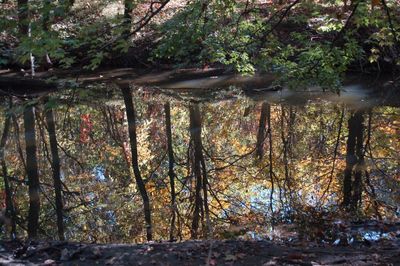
[0,237,399,266]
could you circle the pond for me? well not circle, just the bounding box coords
[0,74,399,244]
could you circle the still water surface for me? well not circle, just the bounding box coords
[0,79,399,243]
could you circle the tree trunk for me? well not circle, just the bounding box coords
[164,103,176,241]
[0,101,16,239]
[18,0,29,36]
[24,104,40,239]
[44,100,64,241]
[256,102,269,160]
[60,0,75,11]
[122,88,152,241]
[41,0,53,69]
[123,0,134,38]
[42,0,51,31]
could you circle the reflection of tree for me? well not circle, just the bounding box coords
[363,109,399,218]
[122,88,152,241]
[280,106,296,209]
[267,103,274,213]
[164,102,177,241]
[44,98,65,240]
[0,98,16,239]
[101,105,131,171]
[319,107,344,204]
[189,104,210,239]
[256,102,269,160]
[1,94,399,243]
[23,102,40,239]
[363,110,382,219]
[343,110,364,210]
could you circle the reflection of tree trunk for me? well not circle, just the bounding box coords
[363,110,381,219]
[24,104,40,239]
[280,105,296,205]
[320,107,344,202]
[44,100,64,240]
[343,110,364,210]
[200,150,211,238]
[102,106,131,171]
[266,104,274,213]
[164,103,176,241]
[189,104,210,239]
[352,111,364,209]
[122,88,152,241]
[0,101,16,239]
[12,115,27,172]
[286,106,296,204]
[190,105,202,239]
[281,106,290,199]
[256,102,269,160]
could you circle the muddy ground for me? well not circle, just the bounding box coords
[0,238,399,266]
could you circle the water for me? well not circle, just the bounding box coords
[0,75,399,243]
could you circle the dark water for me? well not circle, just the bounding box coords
[0,80,399,243]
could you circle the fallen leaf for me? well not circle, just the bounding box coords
[43,259,56,265]
[287,253,304,260]
[209,258,217,266]
[224,254,237,261]
[60,248,70,261]
[236,253,246,259]
[263,259,278,265]
[105,257,117,265]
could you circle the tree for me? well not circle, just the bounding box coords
[123,0,134,38]
[17,0,29,37]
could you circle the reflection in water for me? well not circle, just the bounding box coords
[0,88,399,243]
